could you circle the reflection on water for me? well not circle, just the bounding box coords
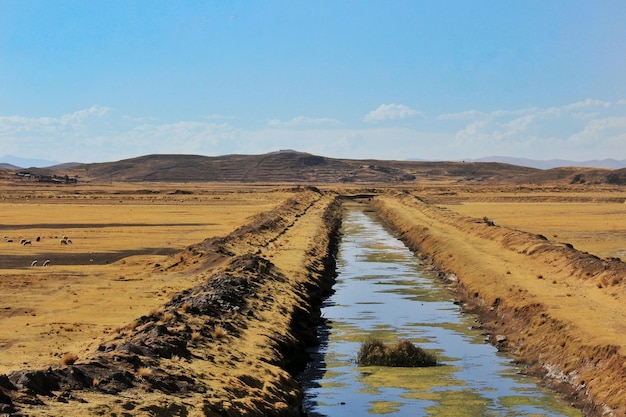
[299,209,583,417]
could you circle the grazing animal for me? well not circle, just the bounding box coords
[19,239,27,245]
[60,237,72,245]
[42,259,50,267]
[31,260,38,266]
[36,236,41,242]
[22,240,32,246]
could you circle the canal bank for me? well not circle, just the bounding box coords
[370,192,626,416]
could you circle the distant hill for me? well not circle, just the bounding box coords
[464,156,626,170]
[0,163,21,170]
[0,155,60,169]
[66,150,539,184]
[4,151,625,185]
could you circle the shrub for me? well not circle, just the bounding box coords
[212,325,227,339]
[60,352,78,366]
[357,339,438,367]
[137,367,153,379]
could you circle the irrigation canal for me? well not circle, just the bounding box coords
[298,207,583,417]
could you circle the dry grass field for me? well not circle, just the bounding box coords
[427,185,626,260]
[1,178,625,416]
[0,183,294,373]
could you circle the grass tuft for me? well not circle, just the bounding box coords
[137,367,153,379]
[60,352,78,366]
[357,339,438,367]
[212,325,228,339]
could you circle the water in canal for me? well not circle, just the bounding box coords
[299,208,583,417]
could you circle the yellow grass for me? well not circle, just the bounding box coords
[451,201,626,259]
[1,180,624,416]
[0,184,294,373]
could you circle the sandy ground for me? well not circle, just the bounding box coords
[1,181,625,416]
[371,187,626,416]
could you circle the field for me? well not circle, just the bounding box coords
[0,184,293,373]
[0,180,625,416]
[431,185,626,259]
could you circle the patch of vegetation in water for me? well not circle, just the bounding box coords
[357,339,438,367]
[499,395,585,417]
[421,389,495,416]
[368,400,404,414]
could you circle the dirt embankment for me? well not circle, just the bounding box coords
[370,192,626,417]
[0,188,342,417]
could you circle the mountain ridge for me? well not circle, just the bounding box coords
[3,152,626,170]
[3,151,625,185]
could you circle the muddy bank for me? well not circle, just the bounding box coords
[370,192,626,417]
[0,189,342,416]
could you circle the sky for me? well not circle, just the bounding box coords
[1,0,626,164]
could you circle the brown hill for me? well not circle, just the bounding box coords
[67,150,539,183]
[6,150,624,185]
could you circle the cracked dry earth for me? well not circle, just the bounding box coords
[0,188,341,417]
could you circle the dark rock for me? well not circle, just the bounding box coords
[8,369,60,395]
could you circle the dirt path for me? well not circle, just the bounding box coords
[0,189,342,417]
[370,192,626,416]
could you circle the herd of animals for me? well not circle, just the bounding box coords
[3,234,73,267]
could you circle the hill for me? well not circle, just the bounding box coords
[4,150,624,185]
[67,150,538,183]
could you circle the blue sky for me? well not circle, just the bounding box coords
[1,1,625,163]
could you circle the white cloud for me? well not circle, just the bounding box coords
[2,98,625,163]
[450,99,626,159]
[60,105,110,124]
[267,116,341,127]
[363,104,423,123]
[562,98,611,110]
[570,116,626,145]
